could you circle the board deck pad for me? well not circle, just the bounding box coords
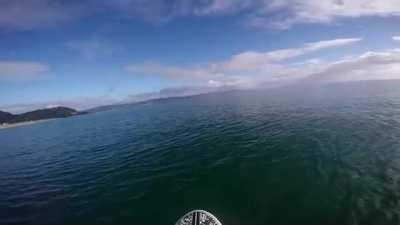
[175,210,222,225]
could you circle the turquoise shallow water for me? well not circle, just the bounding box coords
[2,81,400,225]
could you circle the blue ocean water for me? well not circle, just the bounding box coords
[1,81,400,225]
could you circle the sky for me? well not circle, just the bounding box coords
[1,0,400,113]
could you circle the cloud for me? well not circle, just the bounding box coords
[192,0,254,16]
[221,38,362,70]
[125,38,362,87]
[104,0,400,28]
[247,0,400,29]
[99,0,400,29]
[125,63,218,80]
[0,0,83,31]
[125,38,400,90]
[65,39,119,60]
[393,36,400,41]
[0,61,50,82]
[302,49,400,83]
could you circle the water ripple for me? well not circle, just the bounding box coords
[2,84,400,225]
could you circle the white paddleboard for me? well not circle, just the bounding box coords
[175,210,222,225]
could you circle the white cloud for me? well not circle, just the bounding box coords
[98,0,400,29]
[126,38,362,87]
[221,38,362,71]
[247,0,400,29]
[106,0,400,28]
[0,61,50,82]
[303,49,400,83]
[125,63,217,80]
[393,36,400,41]
[193,0,254,16]
[125,38,400,89]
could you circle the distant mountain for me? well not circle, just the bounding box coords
[0,107,84,124]
[84,97,181,113]
[0,111,14,124]
[84,103,130,113]
[85,91,224,113]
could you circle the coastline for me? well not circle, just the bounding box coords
[0,119,55,130]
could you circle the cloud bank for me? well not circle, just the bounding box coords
[248,0,400,29]
[302,49,400,83]
[126,38,363,87]
[0,61,50,82]
[126,37,400,90]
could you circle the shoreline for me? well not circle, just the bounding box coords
[0,119,55,130]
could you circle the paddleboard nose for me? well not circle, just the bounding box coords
[175,210,222,225]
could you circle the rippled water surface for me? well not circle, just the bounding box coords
[2,81,400,225]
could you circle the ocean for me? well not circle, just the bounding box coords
[1,80,400,225]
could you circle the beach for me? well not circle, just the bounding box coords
[0,119,54,130]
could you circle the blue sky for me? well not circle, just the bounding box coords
[1,0,400,113]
